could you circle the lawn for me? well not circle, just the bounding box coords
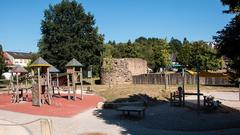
[92,84,239,102]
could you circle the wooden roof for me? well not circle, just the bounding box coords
[65,58,83,67]
[11,65,28,73]
[49,66,60,73]
[30,57,51,67]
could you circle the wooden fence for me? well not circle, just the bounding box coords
[132,73,230,85]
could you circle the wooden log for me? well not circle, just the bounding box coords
[41,119,53,135]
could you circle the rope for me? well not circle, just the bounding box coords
[0,118,48,126]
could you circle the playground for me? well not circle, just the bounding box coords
[0,93,103,117]
[0,90,240,135]
[0,57,104,117]
[0,57,240,135]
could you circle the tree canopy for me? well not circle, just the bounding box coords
[38,0,103,75]
[106,38,171,72]
[104,37,220,72]
[214,0,240,81]
[177,41,220,71]
[221,0,240,14]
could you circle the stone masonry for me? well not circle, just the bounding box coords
[101,58,147,85]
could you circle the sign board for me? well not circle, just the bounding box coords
[88,71,92,78]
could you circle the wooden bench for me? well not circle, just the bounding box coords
[170,92,204,106]
[117,106,146,118]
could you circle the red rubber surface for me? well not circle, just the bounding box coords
[0,93,103,117]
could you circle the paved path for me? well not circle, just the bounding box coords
[1,91,240,135]
[0,119,30,135]
[204,92,240,111]
[1,106,240,135]
[0,109,123,135]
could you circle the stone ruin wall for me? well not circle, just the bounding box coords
[101,58,148,85]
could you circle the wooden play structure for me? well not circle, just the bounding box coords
[65,58,83,100]
[49,66,60,96]
[10,65,28,103]
[30,57,52,106]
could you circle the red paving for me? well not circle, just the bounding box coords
[0,93,103,117]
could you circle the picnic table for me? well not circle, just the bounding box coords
[117,106,146,118]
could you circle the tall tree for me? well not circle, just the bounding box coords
[214,0,240,82]
[191,41,220,71]
[221,0,240,14]
[169,37,182,53]
[152,39,171,71]
[183,37,190,46]
[177,41,220,71]
[38,0,103,75]
[0,44,6,76]
[177,43,192,68]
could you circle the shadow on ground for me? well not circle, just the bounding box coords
[93,94,240,135]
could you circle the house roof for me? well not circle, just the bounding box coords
[11,65,28,73]
[65,58,83,67]
[30,57,51,67]
[6,51,33,59]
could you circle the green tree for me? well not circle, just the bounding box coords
[214,15,240,78]
[177,41,221,71]
[221,0,240,14]
[214,0,240,82]
[102,45,113,73]
[38,0,103,75]
[183,37,190,46]
[102,45,113,88]
[177,43,192,68]
[190,41,220,71]
[152,39,171,71]
[0,44,6,76]
[104,37,171,72]
[169,37,182,53]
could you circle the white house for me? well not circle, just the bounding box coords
[4,51,33,67]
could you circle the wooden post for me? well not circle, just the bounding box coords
[47,67,51,104]
[25,74,28,88]
[38,67,42,106]
[165,74,168,90]
[90,65,93,91]
[67,74,70,100]
[73,67,76,100]
[182,68,185,106]
[41,119,53,135]
[80,68,83,100]
[197,69,200,111]
[16,73,19,102]
[56,73,59,87]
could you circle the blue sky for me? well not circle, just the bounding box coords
[0,0,233,52]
